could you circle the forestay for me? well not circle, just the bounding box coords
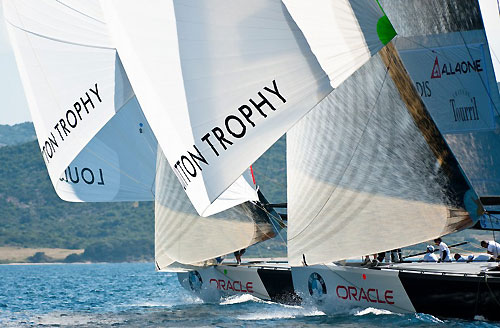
[4,0,157,201]
[287,43,474,266]
[155,149,275,269]
[100,0,389,216]
[383,0,500,205]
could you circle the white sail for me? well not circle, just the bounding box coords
[283,0,395,88]
[55,97,157,202]
[384,0,500,206]
[4,0,157,201]
[100,0,392,216]
[478,0,500,84]
[287,44,474,266]
[155,149,276,269]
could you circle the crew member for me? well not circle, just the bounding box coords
[434,238,451,262]
[480,240,500,259]
[234,248,246,264]
[423,245,438,262]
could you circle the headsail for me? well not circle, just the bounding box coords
[155,149,277,270]
[4,0,157,201]
[287,43,475,266]
[100,0,392,216]
[283,0,396,88]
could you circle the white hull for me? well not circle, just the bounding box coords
[293,264,415,314]
[177,260,297,303]
[178,260,500,320]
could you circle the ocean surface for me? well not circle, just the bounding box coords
[0,263,498,328]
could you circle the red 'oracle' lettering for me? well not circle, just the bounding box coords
[208,278,254,293]
[335,285,394,305]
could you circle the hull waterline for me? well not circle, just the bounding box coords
[178,260,500,321]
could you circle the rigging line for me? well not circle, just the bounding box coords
[484,274,500,308]
[251,202,287,248]
[457,29,500,117]
[491,47,500,66]
[288,63,390,242]
[488,213,498,245]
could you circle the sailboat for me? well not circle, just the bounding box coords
[4,0,500,321]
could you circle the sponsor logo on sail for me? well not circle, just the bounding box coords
[60,166,105,185]
[41,83,102,164]
[189,271,203,292]
[172,80,287,190]
[308,272,327,301]
[449,89,480,122]
[430,56,483,79]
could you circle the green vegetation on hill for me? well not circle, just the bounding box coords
[0,141,154,261]
[0,122,36,147]
[0,135,287,262]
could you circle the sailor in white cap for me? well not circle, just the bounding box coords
[423,245,439,262]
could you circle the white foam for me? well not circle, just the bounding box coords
[353,307,395,316]
[237,307,323,321]
[220,294,259,305]
[32,313,123,326]
[415,313,444,323]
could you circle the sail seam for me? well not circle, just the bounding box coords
[5,20,115,51]
[55,0,106,24]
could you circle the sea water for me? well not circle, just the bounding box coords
[0,263,496,327]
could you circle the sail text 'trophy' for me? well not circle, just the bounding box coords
[41,83,102,164]
[173,80,287,189]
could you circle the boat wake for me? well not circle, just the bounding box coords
[236,307,324,321]
[220,294,260,305]
[353,307,396,316]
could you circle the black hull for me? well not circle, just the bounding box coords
[399,271,500,321]
[179,261,500,321]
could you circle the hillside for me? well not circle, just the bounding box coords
[0,136,286,262]
[0,122,36,147]
[1,134,492,263]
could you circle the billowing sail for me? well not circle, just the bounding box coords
[100,0,392,216]
[287,43,476,266]
[283,0,396,88]
[4,0,157,201]
[56,98,157,202]
[384,0,500,207]
[155,149,277,270]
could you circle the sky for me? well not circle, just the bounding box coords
[0,4,31,125]
[0,1,497,126]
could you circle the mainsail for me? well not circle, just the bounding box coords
[287,45,475,266]
[287,0,500,266]
[4,0,157,201]
[100,0,391,216]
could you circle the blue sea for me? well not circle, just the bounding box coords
[0,263,497,327]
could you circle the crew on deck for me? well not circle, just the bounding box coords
[454,253,493,262]
[454,253,467,262]
[434,238,451,262]
[480,240,500,260]
[234,248,246,264]
[423,245,438,262]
